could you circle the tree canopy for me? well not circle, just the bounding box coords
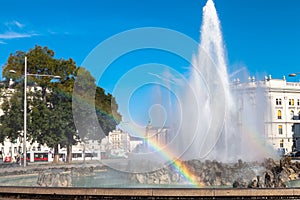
[0,45,121,162]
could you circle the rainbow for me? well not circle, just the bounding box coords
[144,135,203,187]
[122,123,203,187]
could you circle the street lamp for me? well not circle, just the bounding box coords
[10,56,60,167]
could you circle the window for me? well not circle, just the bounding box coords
[280,139,284,148]
[289,99,295,106]
[14,147,17,153]
[276,98,282,105]
[72,153,82,158]
[291,110,295,120]
[277,110,282,119]
[278,125,283,135]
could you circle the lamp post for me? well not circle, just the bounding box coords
[23,56,27,167]
[11,56,60,167]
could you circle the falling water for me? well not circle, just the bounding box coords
[176,0,274,162]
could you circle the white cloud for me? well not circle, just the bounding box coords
[5,20,25,29]
[13,21,24,29]
[148,72,184,86]
[0,20,39,42]
[0,31,38,39]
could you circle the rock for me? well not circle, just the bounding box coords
[170,172,180,182]
[263,169,274,188]
[248,178,257,188]
[232,180,240,188]
[160,174,170,184]
[136,174,145,184]
[37,171,72,187]
[280,157,292,167]
[129,158,300,188]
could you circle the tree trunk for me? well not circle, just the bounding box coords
[67,144,72,163]
[53,144,60,163]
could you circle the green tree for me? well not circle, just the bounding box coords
[0,88,23,142]
[1,45,121,163]
[1,46,78,163]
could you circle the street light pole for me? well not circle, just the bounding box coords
[18,56,60,167]
[23,56,27,167]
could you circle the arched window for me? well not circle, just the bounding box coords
[277,110,282,119]
[291,110,295,120]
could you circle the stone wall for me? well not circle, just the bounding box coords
[131,158,300,188]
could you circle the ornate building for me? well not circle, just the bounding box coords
[233,75,300,154]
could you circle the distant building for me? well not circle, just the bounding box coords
[108,129,130,152]
[100,129,130,158]
[145,123,171,150]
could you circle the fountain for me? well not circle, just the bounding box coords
[131,0,276,165]
[126,0,279,187]
[176,0,274,162]
[69,0,279,186]
[73,0,279,187]
[0,0,292,190]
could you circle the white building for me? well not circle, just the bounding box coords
[233,76,300,154]
[145,124,170,150]
[100,129,131,158]
[108,129,130,151]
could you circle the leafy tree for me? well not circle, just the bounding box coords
[0,88,23,142]
[1,45,121,163]
[73,68,121,140]
[95,88,121,136]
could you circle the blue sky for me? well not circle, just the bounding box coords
[1,0,300,127]
[1,0,300,82]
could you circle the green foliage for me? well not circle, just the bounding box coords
[73,67,121,141]
[0,89,23,142]
[0,45,122,160]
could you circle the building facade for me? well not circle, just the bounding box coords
[145,124,170,150]
[264,78,300,153]
[233,76,300,154]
